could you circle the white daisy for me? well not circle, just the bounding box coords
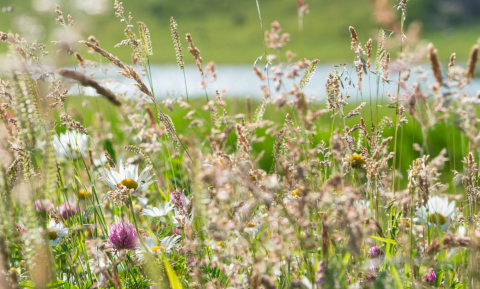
[52,131,88,160]
[47,219,69,246]
[100,160,155,192]
[141,201,174,222]
[415,196,456,230]
[136,235,181,262]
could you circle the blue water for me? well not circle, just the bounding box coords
[79,64,480,100]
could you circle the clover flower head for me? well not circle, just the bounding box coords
[108,220,138,250]
[57,202,79,221]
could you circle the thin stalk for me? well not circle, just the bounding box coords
[391,14,405,193]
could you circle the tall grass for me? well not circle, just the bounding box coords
[0,0,479,288]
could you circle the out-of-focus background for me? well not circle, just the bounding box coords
[0,0,479,64]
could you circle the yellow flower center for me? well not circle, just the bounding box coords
[428,213,446,225]
[9,268,19,276]
[399,219,411,228]
[134,204,143,212]
[151,246,165,252]
[118,179,139,190]
[48,230,58,240]
[217,241,225,248]
[292,186,313,197]
[247,221,255,228]
[350,154,366,169]
[78,189,91,200]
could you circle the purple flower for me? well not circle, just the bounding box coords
[34,199,54,213]
[57,202,79,221]
[425,270,436,284]
[368,246,384,258]
[16,224,25,234]
[108,220,138,250]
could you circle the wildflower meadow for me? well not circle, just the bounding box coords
[0,0,480,288]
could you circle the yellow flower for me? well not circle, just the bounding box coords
[349,154,366,169]
[216,241,225,248]
[151,245,166,252]
[78,189,92,200]
[118,179,139,190]
[9,268,20,276]
[247,221,255,228]
[399,219,411,228]
[292,186,313,197]
[134,204,143,212]
[428,213,446,225]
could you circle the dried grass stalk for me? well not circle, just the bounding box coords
[58,69,121,106]
[427,43,443,84]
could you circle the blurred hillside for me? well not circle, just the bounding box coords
[0,0,479,64]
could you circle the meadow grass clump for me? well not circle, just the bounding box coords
[1,0,480,288]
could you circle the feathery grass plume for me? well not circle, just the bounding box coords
[11,146,35,181]
[356,57,364,90]
[254,98,267,125]
[366,38,373,68]
[448,53,456,82]
[170,17,184,70]
[272,124,286,163]
[60,112,88,135]
[375,29,387,76]
[6,158,20,190]
[371,136,393,160]
[74,52,84,67]
[236,123,250,161]
[299,59,319,89]
[22,201,56,286]
[121,26,147,65]
[253,65,266,81]
[80,41,153,97]
[138,21,153,57]
[104,150,115,168]
[0,103,13,136]
[125,145,153,167]
[382,52,390,83]
[346,102,366,118]
[427,43,443,84]
[349,26,358,50]
[43,127,59,199]
[186,33,203,75]
[158,112,180,147]
[466,44,479,82]
[58,69,122,106]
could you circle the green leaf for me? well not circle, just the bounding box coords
[163,254,183,289]
[387,257,403,289]
[47,280,67,288]
[370,235,399,245]
[19,281,36,288]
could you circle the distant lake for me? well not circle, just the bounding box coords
[79,64,480,100]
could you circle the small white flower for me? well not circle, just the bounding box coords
[47,219,69,246]
[141,201,174,222]
[52,131,88,160]
[100,160,154,193]
[136,235,181,262]
[415,196,456,230]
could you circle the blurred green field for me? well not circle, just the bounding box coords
[62,95,470,193]
[0,0,479,64]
